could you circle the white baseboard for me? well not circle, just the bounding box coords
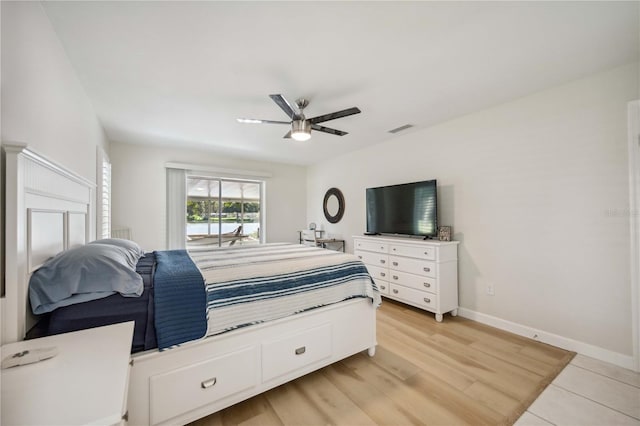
[457,307,636,371]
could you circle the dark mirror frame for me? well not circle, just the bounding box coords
[323,187,345,224]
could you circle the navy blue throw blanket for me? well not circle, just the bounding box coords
[154,250,207,350]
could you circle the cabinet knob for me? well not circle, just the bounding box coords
[392,289,399,294]
[381,285,386,290]
[423,297,431,303]
[392,248,396,251]
[423,267,431,272]
[380,259,386,264]
[424,282,431,288]
[392,275,399,280]
[380,272,386,277]
[358,255,362,259]
[392,261,398,266]
[424,252,428,255]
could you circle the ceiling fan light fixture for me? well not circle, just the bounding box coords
[291,119,311,141]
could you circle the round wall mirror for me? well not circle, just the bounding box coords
[323,187,345,224]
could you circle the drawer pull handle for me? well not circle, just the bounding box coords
[393,262,399,266]
[380,272,386,277]
[392,275,399,280]
[380,259,386,264]
[424,252,428,255]
[424,297,431,303]
[201,377,217,389]
[393,248,396,251]
[381,285,386,290]
[295,346,306,355]
[393,289,399,294]
[424,282,431,288]
[381,246,384,250]
[424,267,431,272]
[358,255,362,259]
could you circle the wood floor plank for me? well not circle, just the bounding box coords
[264,381,331,426]
[295,370,377,425]
[321,361,422,425]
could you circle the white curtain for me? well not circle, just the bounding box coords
[166,167,186,249]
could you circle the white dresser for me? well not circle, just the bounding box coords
[354,235,459,322]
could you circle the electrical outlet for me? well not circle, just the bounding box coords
[486,284,495,296]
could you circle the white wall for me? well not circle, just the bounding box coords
[1,1,109,182]
[307,62,639,363]
[110,142,307,251]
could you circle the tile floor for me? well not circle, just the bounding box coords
[515,354,640,425]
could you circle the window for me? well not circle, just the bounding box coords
[96,147,111,239]
[186,177,262,248]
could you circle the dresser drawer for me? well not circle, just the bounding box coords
[365,264,390,283]
[390,244,436,260]
[389,256,436,278]
[262,324,332,382]
[389,284,438,311]
[354,239,389,253]
[388,269,437,294]
[365,264,389,294]
[355,250,389,267]
[150,346,257,425]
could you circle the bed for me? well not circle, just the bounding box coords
[2,144,379,426]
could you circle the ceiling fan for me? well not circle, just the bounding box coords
[237,94,361,141]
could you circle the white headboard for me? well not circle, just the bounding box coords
[2,143,95,343]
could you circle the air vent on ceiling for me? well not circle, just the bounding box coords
[388,124,414,134]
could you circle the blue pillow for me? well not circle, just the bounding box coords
[29,244,144,315]
[88,238,144,265]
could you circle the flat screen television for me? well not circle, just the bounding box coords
[366,179,437,237]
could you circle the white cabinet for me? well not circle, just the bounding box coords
[1,322,133,426]
[354,236,459,322]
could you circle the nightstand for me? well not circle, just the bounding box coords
[1,322,134,425]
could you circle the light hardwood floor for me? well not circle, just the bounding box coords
[191,299,574,426]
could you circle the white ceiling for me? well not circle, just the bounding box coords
[42,1,639,166]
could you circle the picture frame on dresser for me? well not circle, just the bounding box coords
[438,226,452,242]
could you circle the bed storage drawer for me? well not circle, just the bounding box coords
[149,346,257,425]
[262,324,332,382]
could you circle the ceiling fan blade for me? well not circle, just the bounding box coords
[308,107,361,124]
[283,130,292,139]
[269,94,297,120]
[237,118,290,125]
[311,124,348,136]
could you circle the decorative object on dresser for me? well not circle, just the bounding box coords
[323,187,345,223]
[438,225,452,241]
[354,235,459,322]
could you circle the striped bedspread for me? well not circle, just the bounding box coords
[188,243,381,336]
